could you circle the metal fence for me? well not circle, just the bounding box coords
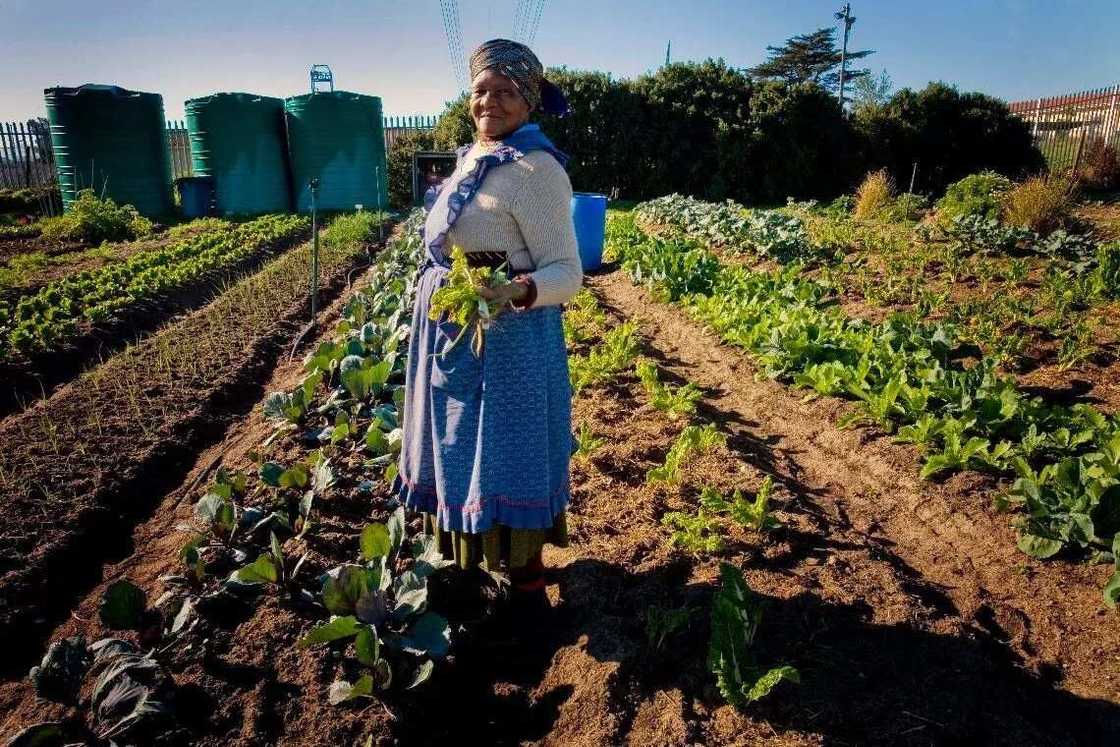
[384,114,439,149]
[1008,84,1120,172]
[0,114,438,190]
[167,121,192,180]
[0,120,55,190]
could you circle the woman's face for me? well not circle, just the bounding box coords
[470,69,531,140]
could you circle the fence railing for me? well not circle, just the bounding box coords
[0,120,55,190]
[0,114,439,190]
[1008,84,1120,172]
[384,114,439,149]
[167,121,192,180]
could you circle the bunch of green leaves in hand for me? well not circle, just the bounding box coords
[428,245,511,357]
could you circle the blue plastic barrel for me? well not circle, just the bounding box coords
[571,192,607,272]
[177,176,214,218]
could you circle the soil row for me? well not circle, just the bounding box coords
[0,227,382,671]
[0,221,310,418]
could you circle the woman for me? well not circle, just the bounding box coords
[394,39,581,611]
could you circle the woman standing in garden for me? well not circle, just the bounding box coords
[394,39,581,613]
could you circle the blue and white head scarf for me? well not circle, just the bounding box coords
[468,38,571,116]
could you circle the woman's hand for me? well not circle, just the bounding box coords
[476,279,529,306]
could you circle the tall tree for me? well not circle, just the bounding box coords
[748,28,873,93]
[850,69,893,115]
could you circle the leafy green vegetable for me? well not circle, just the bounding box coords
[708,563,799,708]
[647,423,726,484]
[661,508,723,554]
[700,477,781,531]
[573,420,606,458]
[360,523,392,561]
[569,322,642,394]
[298,615,363,648]
[428,245,511,357]
[328,675,375,705]
[29,636,90,702]
[645,605,693,650]
[635,358,702,419]
[99,580,146,630]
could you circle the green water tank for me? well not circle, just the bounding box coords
[284,91,387,213]
[185,93,291,215]
[44,84,174,217]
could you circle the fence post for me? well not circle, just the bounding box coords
[1106,85,1119,146]
[1071,128,1087,176]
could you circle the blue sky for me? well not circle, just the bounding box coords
[3,0,1118,121]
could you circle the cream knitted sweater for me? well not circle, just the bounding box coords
[430,143,583,308]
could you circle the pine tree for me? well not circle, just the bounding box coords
[748,28,873,94]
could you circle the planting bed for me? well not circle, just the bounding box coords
[2,198,1120,747]
[2,207,1118,747]
[0,214,386,672]
[0,216,309,416]
[0,219,223,300]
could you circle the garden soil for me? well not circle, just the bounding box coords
[2,267,1118,746]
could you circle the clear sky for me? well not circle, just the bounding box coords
[3,0,1118,122]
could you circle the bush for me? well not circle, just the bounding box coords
[883,192,930,222]
[935,171,1014,224]
[1002,175,1075,235]
[39,190,153,244]
[743,81,858,204]
[432,93,472,151]
[823,194,854,218]
[387,131,436,209]
[430,63,855,205]
[854,169,895,220]
[1094,242,1120,298]
[0,187,58,216]
[855,82,1045,195]
[1078,137,1120,192]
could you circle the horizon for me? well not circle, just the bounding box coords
[3,0,1119,122]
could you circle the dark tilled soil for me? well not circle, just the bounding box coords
[0,225,310,418]
[0,235,84,265]
[0,235,373,672]
[4,266,1119,745]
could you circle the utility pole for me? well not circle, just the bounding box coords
[835,3,855,109]
[665,40,671,67]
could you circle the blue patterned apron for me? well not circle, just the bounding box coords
[393,125,574,535]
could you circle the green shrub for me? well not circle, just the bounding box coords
[1079,137,1120,192]
[387,131,436,209]
[1002,175,1075,235]
[823,194,854,218]
[854,82,1044,195]
[0,223,42,240]
[0,186,58,216]
[39,190,153,244]
[432,63,855,205]
[884,192,930,222]
[935,171,1014,224]
[854,169,895,220]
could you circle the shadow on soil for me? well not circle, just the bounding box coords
[404,551,1120,747]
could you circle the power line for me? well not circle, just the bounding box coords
[513,0,528,42]
[438,0,469,91]
[451,0,469,89]
[525,0,547,47]
[438,0,458,90]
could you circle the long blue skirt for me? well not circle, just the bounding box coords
[393,263,573,534]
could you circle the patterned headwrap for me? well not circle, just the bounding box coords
[468,38,570,116]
